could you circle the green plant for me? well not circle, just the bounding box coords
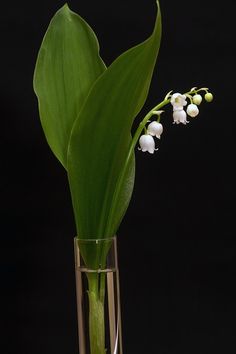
[33,2,213,353]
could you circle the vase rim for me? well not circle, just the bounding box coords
[75,235,116,242]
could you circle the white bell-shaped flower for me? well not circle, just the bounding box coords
[138,134,157,153]
[171,93,187,111]
[147,121,163,139]
[187,104,199,117]
[173,109,188,124]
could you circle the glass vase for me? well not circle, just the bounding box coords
[74,236,123,354]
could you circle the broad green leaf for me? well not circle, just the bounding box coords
[33,4,106,168]
[68,1,161,238]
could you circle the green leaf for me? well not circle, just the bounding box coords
[68,1,161,238]
[33,4,106,168]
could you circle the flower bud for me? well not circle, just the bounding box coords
[173,110,188,124]
[139,134,157,153]
[205,92,213,102]
[192,94,202,105]
[147,121,163,139]
[187,104,199,117]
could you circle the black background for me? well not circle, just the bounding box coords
[1,0,236,353]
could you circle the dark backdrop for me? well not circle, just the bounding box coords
[1,0,236,353]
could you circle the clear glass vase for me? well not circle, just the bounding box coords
[74,236,123,354]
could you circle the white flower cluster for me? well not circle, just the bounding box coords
[138,111,164,154]
[171,92,199,124]
[138,89,213,154]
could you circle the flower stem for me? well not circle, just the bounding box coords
[87,273,106,354]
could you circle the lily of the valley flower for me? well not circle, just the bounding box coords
[173,109,188,124]
[139,134,157,153]
[138,87,213,153]
[187,103,199,117]
[171,93,187,110]
[147,121,163,139]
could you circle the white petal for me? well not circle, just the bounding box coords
[171,93,187,109]
[147,121,163,138]
[139,134,156,153]
[173,105,184,111]
[173,110,188,124]
[187,104,199,117]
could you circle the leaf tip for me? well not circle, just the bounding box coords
[60,3,72,14]
[155,0,161,20]
[61,3,69,11]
